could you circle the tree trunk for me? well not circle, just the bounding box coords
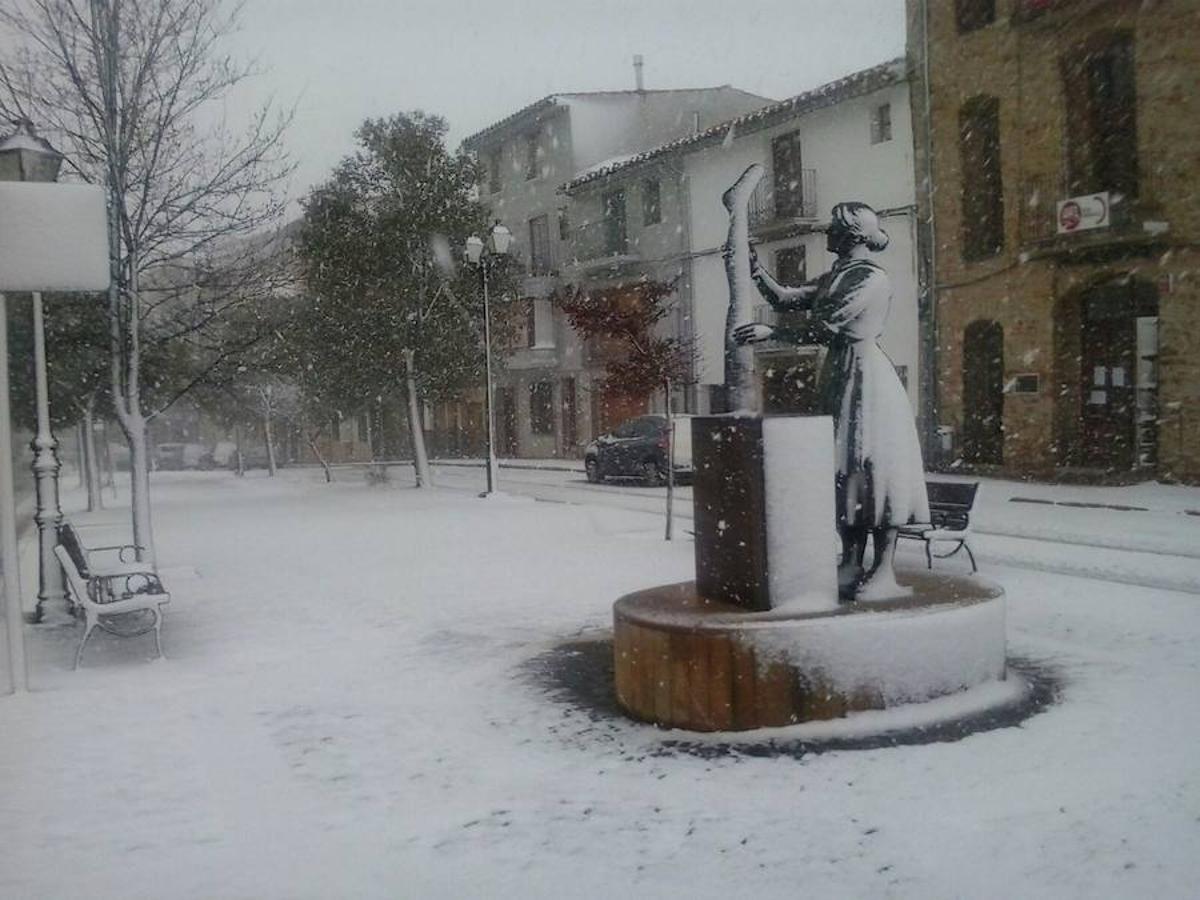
[83,395,102,512]
[76,422,86,489]
[263,390,278,477]
[664,378,675,541]
[264,412,277,476]
[124,412,155,563]
[108,234,155,560]
[306,429,334,483]
[367,399,388,484]
[234,423,245,477]
[101,419,117,498]
[404,349,433,488]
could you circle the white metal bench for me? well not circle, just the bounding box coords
[898,481,979,573]
[55,544,170,669]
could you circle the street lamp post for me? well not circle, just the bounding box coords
[464,223,512,497]
[0,119,70,626]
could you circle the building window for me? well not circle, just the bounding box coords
[557,208,570,241]
[959,94,1005,261]
[357,414,369,443]
[774,245,806,284]
[1064,32,1138,199]
[525,299,537,348]
[642,178,661,225]
[956,0,995,33]
[529,214,551,276]
[771,131,805,218]
[870,103,893,144]
[524,132,539,180]
[487,149,501,194]
[602,189,627,255]
[530,381,554,434]
[330,414,341,442]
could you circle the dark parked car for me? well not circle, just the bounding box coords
[153,442,207,470]
[584,414,694,485]
[227,447,275,471]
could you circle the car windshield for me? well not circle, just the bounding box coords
[613,416,663,438]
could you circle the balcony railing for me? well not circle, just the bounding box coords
[566,218,636,267]
[748,169,818,231]
[1017,174,1061,245]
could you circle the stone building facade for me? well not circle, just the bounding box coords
[908,0,1200,481]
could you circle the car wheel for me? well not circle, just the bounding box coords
[641,460,666,487]
[585,458,603,483]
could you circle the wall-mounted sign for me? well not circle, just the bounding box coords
[1057,192,1111,235]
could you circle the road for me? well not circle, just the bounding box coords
[429,460,1200,595]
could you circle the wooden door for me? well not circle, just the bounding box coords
[561,377,577,453]
[496,387,518,457]
[1079,283,1140,469]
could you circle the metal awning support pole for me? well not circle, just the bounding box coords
[0,293,28,693]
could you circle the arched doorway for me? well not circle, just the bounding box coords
[962,319,1004,464]
[1077,277,1158,470]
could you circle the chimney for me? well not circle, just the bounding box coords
[633,54,644,92]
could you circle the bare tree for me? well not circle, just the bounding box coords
[0,0,293,560]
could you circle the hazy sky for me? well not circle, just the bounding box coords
[223,0,908,200]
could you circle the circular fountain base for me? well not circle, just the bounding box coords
[613,570,1006,732]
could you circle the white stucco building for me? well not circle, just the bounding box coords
[566,59,919,419]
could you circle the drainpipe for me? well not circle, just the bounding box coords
[915,0,940,462]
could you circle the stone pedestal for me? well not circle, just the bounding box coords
[691,414,836,613]
[613,573,1007,731]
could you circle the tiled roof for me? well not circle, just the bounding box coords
[460,85,757,149]
[461,96,561,149]
[561,58,907,192]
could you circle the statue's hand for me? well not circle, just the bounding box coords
[733,323,773,345]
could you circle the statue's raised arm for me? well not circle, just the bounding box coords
[751,249,818,311]
[720,164,764,411]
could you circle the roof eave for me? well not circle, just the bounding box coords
[559,58,907,192]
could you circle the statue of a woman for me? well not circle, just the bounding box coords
[733,202,929,601]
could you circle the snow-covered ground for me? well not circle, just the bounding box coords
[2,468,1199,898]
[429,460,1200,594]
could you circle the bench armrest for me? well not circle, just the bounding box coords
[93,571,167,604]
[86,543,146,564]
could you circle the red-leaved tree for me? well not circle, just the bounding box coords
[556,278,695,539]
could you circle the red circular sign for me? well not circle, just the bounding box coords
[1059,201,1082,231]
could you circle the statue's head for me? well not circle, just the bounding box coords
[827,202,889,255]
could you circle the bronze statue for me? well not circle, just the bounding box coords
[732,200,929,601]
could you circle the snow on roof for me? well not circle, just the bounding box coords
[460,85,761,149]
[561,58,907,193]
[461,96,562,149]
[572,153,641,182]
